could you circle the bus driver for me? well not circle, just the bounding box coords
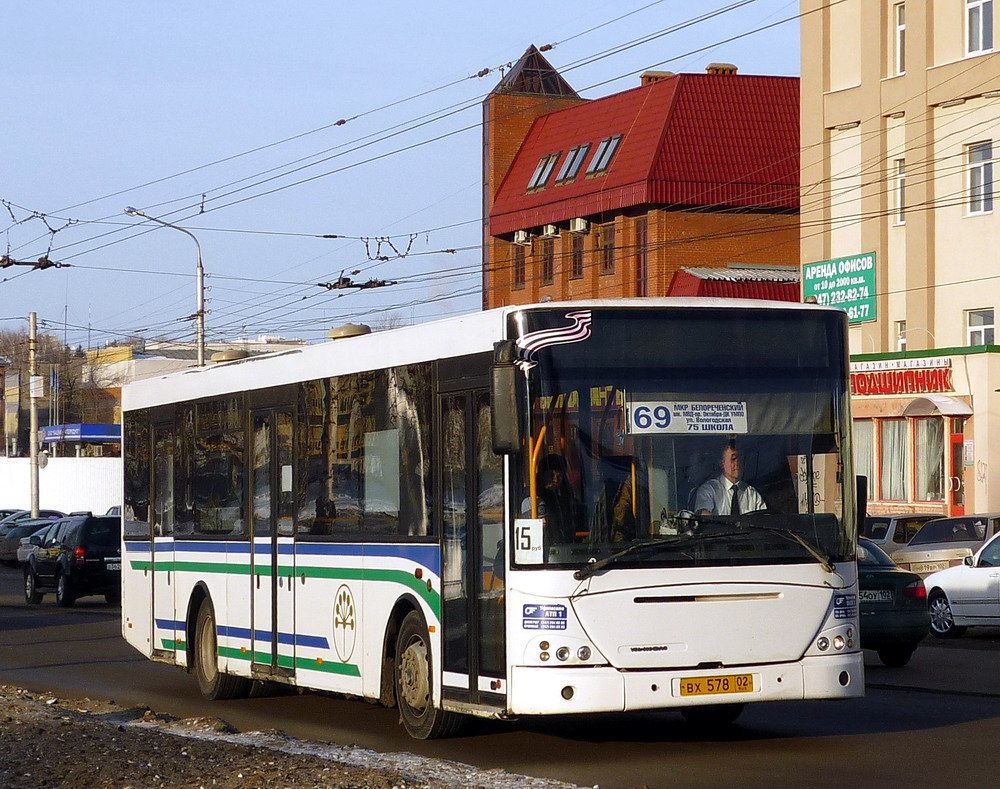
[694,440,766,516]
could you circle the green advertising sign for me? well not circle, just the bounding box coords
[802,251,876,324]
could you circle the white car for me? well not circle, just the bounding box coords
[923,531,1000,638]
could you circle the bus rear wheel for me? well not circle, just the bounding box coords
[194,600,250,701]
[394,610,462,739]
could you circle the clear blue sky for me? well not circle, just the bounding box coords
[3,1,800,349]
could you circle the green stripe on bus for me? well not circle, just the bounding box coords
[218,646,360,676]
[129,561,441,618]
[161,639,186,651]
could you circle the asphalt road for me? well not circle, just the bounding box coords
[1,564,998,789]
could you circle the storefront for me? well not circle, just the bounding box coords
[850,349,1000,517]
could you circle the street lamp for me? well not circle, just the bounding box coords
[124,207,206,367]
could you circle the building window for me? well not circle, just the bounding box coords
[895,320,907,351]
[512,244,525,289]
[587,135,623,175]
[539,238,555,285]
[879,419,908,501]
[895,4,906,74]
[967,307,995,344]
[555,144,591,183]
[893,159,906,223]
[915,418,945,502]
[634,217,648,296]
[853,419,874,491]
[597,223,616,274]
[570,233,584,279]
[527,152,560,191]
[967,0,994,55]
[967,141,994,213]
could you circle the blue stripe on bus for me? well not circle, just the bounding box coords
[154,619,327,649]
[155,618,187,632]
[216,625,328,649]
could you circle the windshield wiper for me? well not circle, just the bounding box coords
[684,514,837,574]
[574,537,689,580]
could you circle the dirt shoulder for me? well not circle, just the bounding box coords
[0,685,575,789]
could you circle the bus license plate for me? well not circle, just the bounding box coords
[678,674,754,697]
[106,561,121,572]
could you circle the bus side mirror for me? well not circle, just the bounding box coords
[855,475,868,535]
[491,340,524,455]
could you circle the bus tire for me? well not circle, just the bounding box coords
[394,610,463,739]
[194,599,250,701]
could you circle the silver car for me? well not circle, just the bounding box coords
[862,513,940,555]
[893,514,1000,578]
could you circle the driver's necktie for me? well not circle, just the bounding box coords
[730,483,741,515]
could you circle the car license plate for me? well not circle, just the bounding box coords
[106,561,121,571]
[859,589,893,603]
[678,674,754,697]
[912,561,947,574]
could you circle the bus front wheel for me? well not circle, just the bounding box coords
[194,599,250,701]
[394,610,462,739]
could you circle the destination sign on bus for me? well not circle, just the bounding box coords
[627,401,748,435]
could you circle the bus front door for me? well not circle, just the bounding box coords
[440,390,507,707]
[250,409,296,677]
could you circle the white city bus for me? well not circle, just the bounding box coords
[121,299,863,739]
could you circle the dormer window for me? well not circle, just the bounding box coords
[528,153,561,190]
[586,134,623,175]
[555,143,591,183]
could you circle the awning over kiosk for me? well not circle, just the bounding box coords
[901,395,973,417]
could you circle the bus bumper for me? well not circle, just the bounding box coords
[508,652,864,715]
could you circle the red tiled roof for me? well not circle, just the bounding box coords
[489,73,799,236]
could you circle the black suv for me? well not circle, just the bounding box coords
[24,515,121,606]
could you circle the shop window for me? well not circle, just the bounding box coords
[967,307,995,345]
[879,419,908,500]
[853,419,874,490]
[915,418,945,501]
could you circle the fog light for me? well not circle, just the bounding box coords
[561,686,574,700]
[556,646,570,661]
[539,641,550,651]
[839,671,850,687]
[833,635,845,650]
[846,627,855,640]
[540,651,550,662]
[577,646,592,661]
[817,637,830,651]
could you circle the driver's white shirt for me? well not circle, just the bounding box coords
[693,475,766,516]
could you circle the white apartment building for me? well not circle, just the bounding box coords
[801,0,1000,515]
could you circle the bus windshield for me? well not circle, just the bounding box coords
[510,307,855,570]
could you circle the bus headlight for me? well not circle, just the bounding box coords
[833,635,845,650]
[817,637,830,651]
[556,647,570,662]
[577,646,591,661]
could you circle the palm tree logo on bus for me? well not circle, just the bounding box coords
[333,584,357,662]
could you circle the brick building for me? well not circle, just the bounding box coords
[482,47,802,308]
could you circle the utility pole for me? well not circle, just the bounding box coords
[28,311,39,517]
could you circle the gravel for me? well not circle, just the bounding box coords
[0,684,579,789]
